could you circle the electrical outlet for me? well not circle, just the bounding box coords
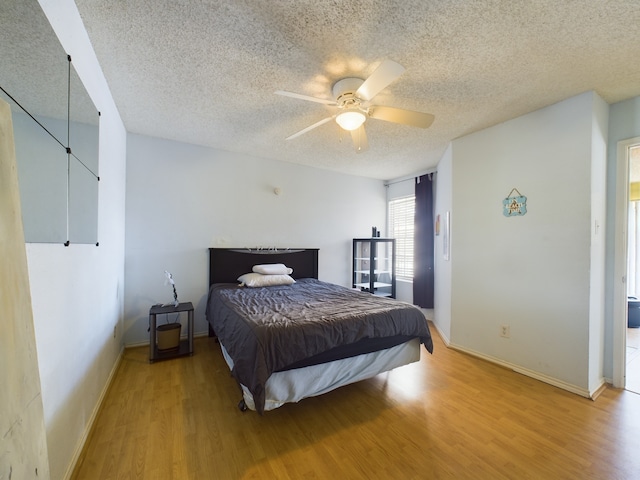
[500,325,510,338]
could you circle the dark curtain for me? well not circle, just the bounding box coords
[413,173,435,308]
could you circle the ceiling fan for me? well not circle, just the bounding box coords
[275,59,434,153]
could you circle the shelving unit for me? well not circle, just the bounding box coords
[352,238,396,298]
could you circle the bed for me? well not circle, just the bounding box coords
[205,247,433,413]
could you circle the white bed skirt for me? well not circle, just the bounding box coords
[220,337,421,411]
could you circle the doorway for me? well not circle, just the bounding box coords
[625,144,640,393]
[614,139,640,393]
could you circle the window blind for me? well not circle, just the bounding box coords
[388,195,415,281]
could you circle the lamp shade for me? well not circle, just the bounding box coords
[336,110,366,131]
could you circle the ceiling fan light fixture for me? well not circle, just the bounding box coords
[336,110,366,131]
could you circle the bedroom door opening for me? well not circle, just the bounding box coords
[625,143,640,394]
[615,138,640,394]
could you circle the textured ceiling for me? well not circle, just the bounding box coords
[6,1,640,180]
[0,0,98,126]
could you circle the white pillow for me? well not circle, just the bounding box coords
[238,272,296,287]
[252,263,293,275]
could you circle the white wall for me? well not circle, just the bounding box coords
[449,92,606,395]
[25,2,127,479]
[124,134,387,345]
[588,94,609,393]
[433,145,453,343]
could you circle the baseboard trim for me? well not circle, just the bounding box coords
[63,345,124,480]
[447,343,592,399]
[590,379,609,400]
[429,320,451,347]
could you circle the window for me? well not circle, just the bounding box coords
[388,195,415,281]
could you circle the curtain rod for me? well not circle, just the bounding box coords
[384,167,437,187]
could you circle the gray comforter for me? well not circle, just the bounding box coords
[205,278,433,413]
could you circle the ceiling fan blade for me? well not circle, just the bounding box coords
[285,115,336,140]
[351,125,368,153]
[275,90,337,105]
[356,59,405,102]
[368,105,435,128]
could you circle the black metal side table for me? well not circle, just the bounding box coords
[149,302,194,362]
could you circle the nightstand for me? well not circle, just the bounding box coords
[149,302,194,362]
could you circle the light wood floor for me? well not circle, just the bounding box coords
[72,324,640,480]
[627,327,640,394]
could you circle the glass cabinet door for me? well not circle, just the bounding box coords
[353,239,372,292]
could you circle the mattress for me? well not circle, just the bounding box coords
[220,338,421,411]
[206,278,433,413]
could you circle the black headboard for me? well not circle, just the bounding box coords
[208,248,319,286]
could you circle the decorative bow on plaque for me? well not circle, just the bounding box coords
[503,188,527,217]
